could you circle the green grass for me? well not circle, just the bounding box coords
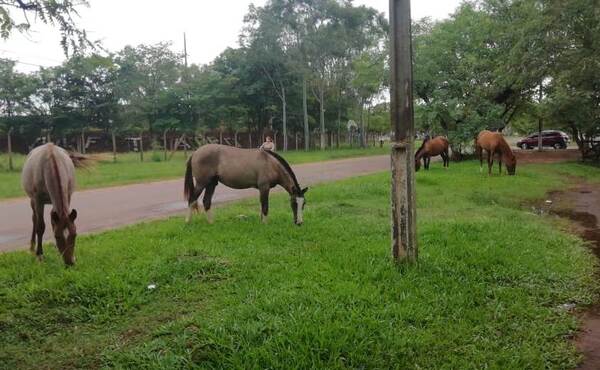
[0,161,598,369]
[0,146,388,200]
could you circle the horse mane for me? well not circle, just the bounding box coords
[263,150,301,193]
[415,136,430,159]
[47,145,69,218]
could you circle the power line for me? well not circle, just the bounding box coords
[0,58,47,68]
[0,48,63,64]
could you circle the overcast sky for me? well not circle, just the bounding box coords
[1,0,462,72]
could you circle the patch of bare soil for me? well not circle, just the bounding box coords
[546,184,600,369]
[515,149,581,164]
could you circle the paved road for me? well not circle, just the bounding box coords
[0,155,389,253]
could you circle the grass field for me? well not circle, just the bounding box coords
[0,146,388,200]
[0,161,598,369]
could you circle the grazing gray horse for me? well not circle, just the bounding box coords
[184,144,308,225]
[21,143,85,265]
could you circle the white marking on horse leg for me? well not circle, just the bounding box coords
[206,208,214,224]
[479,166,483,173]
[296,197,304,224]
[186,201,198,223]
[36,254,44,262]
[261,212,268,224]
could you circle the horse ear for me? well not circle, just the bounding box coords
[51,211,60,224]
[69,209,78,222]
[302,187,309,195]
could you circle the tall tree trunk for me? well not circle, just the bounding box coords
[538,82,543,151]
[319,87,326,150]
[219,129,223,145]
[248,132,252,148]
[139,132,144,162]
[234,130,239,147]
[183,134,188,157]
[111,130,117,163]
[7,127,14,171]
[360,100,367,148]
[81,128,86,154]
[303,77,310,151]
[282,87,288,151]
[337,106,342,149]
[295,132,299,151]
[163,129,169,161]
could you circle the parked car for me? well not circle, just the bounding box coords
[516,130,569,150]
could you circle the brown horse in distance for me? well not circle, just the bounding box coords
[184,144,308,225]
[21,143,89,265]
[475,130,517,175]
[415,136,450,171]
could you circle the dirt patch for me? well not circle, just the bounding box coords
[515,149,581,164]
[547,184,600,369]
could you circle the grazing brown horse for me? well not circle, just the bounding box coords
[184,144,308,225]
[415,136,450,171]
[475,130,517,175]
[21,143,87,265]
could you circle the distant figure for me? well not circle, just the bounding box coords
[260,136,275,151]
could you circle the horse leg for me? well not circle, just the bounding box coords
[30,199,37,255]
[487,150,494,176]
[35,202,45,262]
[425,156,430,170]
[186,179,209,223]
[498,157,502,175]
[259,187,270,224]
[202,178,218,224]
[444,148,450,168]
[478,146,483,173]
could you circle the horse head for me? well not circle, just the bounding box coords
[505,152,517,176]
[291,187,309,226]
[51,209,78,266]
[506,159,517,175]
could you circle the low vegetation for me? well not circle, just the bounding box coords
[0,161,598,369]
[0,147,387,200]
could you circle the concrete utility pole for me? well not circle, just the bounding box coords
[389,0,417,263]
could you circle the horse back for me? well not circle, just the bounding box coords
[191,144,274,189]
[424,136,449,156]
[22,144,75,207]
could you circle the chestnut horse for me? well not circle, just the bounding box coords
[415,136,450,171]
[184,144,308,225]
[21,143,88,265]
[475,130,517,175]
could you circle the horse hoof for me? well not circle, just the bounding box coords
[36,255,44,263]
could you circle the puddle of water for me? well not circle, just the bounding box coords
[548,187,600,370]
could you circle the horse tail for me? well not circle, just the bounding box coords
[184,157,194,203]
[67,151,95,169]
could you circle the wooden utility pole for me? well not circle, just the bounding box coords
[389,0,417,263]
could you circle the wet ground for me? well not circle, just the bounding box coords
[547,184,600,369]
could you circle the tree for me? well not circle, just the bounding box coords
[0,58,35,170]
[542,0,600,160]
[351,51,386,147]
[0,0,91,54]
